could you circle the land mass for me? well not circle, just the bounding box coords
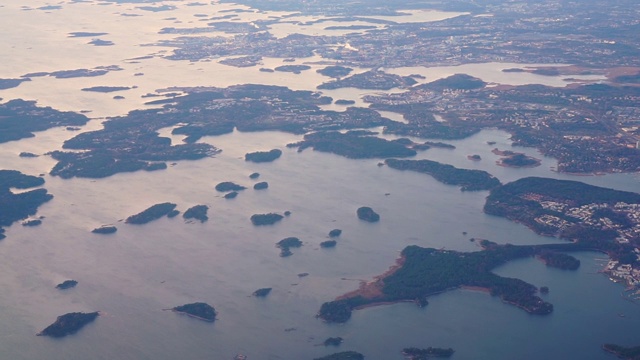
[183,205,209,223]
[357,207,380,222]
[171,302,217,322]
[245,149,282,163]
[402,347,455,359]
[603,344,640,360]
[316,240,596,323]
[385,159,501,191]
[484,176,640,286]
[0,170,52,240]
[126,203,178,224]
[314,351,365,360]
[318,70,417,90]
[37,312,99,337]
[251,213,284,226]
[0,99,88,144]
[289,131,416,159]
[276,236,302,257]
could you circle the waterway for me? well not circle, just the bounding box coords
[0,1,639,360]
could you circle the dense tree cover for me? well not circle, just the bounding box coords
[313,351,365,360]
[0,171,52,239]
[172,303,217,322]
[357,207,380,222]
[245,149,282,163]
[125,203,177,224]
[56,280,78,290]
[537,251,580,270]
[484,177,640,260]
[386,159,501,191]
[318,70,417,90]
[486,177,640,208]
[37,312,99,337]
[215,182,247,192]
[317,241,590,323]
[251,213,284,226]
[500,153,540,167]
[276,237,302,257]
[321,240,337,248]
[592,208,633,228]
[183,205,209,223]
[253,288,272,297]
[49,84,393,178]
[290,131,417,159]
[253,182,269,190]
[329,229,342,237]
[402,347,455,359]
[316,66,353,78]
[323,337,344,346]
[0,99,88,144]
[603,344,640,360]
[419,74,486,91]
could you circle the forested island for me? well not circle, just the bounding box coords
[92,225,117,234]
[323,337,343,346]
[357,207,380,222]
[385,159,501,191]
[0,170,52,239]
[317,240,595,323]
[56,280,78,290]
[316,65,353,78]
[171,302,217,322]
[318,70,416,90]
[329,229,342,237]
[215,182,246,192]
[289,131,416,159]
[321,240,337,248]
[253,288,272,297]
[125,203,177,224]
[250,213,284,226]
[274,65,311,74]
[402,347,455,359]
[81,86,131,93]
[183,205,209,223]
[37,312,99,337]
[493,149,541,168]
[314,351,365,360]
[245,149,282,163]
[253,182,269,190]
[276,237,302,257]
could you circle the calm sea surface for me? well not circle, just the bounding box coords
[0,1,639,359]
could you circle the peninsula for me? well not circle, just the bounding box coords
[484,177,640,286]
[289,131,416,159]
[385,159,501,191]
